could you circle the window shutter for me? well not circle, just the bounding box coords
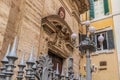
[103,0,109,15]
[89,0,95,19]
[107,30,114,49]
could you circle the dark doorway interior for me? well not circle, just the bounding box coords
[48,51,63,74]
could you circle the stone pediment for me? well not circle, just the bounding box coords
[42,15,73,58]
[42,15,72,34]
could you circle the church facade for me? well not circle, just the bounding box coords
[0,0,89,79]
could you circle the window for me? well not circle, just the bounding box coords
[94,0,104,18]
[89,0,109,19]
[93,30,114,51]
[96,32,107,50]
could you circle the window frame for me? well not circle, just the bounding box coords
[95,31,108,51]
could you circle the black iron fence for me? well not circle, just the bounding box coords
[0,37,85,80]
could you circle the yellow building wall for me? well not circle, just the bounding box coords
[80,0,120,80]
[91,17,113,29]
[91,52,119,80]
[80,17,119,80]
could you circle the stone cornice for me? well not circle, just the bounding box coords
[81,10,120,23]
[91,10,120,22]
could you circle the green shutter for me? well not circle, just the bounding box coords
[107,30,114,49]
[104,0,109,14]
[89,0,95,19]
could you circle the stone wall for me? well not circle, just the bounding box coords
[0,0,88,78]
[0,0,12,57]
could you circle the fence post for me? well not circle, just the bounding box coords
[0,44,10,80]
[60,67,64,80]
[30,64,36,80]
[25,46,35,80]
[17,52,26,80]
[66,70,69,80]
[76,73,79,80]
[55,63,59,80]
[5,37,18,80]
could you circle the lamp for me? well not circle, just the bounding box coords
[85,20,90,26]
[98,34,104,43]
[89,26,96,33]
[71,33,77,41]
[84,64,97,72]
[98,34,104,50]
[71,20,96,80]
[84,64,86,71]
[71,33,77,47]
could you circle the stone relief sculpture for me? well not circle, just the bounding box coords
[42,15,74,56]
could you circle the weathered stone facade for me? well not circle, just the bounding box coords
[0,0,89,79]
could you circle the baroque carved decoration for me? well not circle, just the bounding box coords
[42,15,74,58]
[35,54,53,80]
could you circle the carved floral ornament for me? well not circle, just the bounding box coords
[41,15,74,57]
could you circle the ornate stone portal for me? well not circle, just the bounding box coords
[40,15,76,79]
[42,15,74,58]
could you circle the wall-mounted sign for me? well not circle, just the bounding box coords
[58,7,65,19]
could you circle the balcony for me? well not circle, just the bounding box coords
[75,0,90,14]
